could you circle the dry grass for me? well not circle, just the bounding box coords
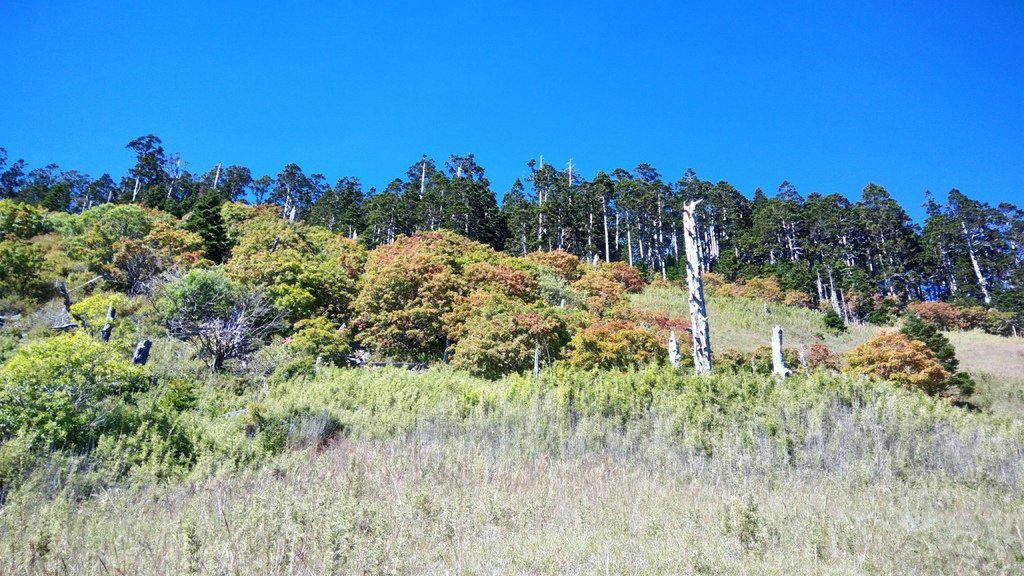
[947,330,1024,419]
[4,436,1022,575]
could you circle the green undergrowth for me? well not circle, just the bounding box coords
[10,364,1023,504]
[3,365,1024,574]
[263,366,1024,483]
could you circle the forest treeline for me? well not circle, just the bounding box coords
[1,135,1022,323]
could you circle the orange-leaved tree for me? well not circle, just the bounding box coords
[352,230,496,360]
[564,318,667,370]
[844,331,950,394]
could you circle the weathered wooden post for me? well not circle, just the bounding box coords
[682,201,712,374]
[771,325,791,378]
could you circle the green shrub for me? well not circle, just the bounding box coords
[289,317,353,367]
[901,316,975,396]
[447,293,573,379]
[822,309,846,334]
[564,319,667,370]
[0,239,44,297]
[0,333,147,447]
[0,199,48,239]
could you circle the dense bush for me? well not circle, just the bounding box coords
[0,200,49,239]
[822,309,846,334]
[224,211,365,320]
[571,269,628,314]
[907,300,1018,336]
[900,316,975,396]
[525,249,584,282]
[288,317,353,367]
[352,231,496,360]
[0,333,147,447]
[447,293,574,379]
[564,318,667,370]
[845,332,949,395]
[0,239,44,296]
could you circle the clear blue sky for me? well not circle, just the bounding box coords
[2,1,1021,221]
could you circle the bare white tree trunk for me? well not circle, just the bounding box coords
[668,330,680,368]
[533,344,541,378]
[682,201,712,374]
[772,325,791,378]
[961,220,991,304]
[419,160,427,200]
[602,196,611,263]
[626,222,634,267]
[827,267,842,315]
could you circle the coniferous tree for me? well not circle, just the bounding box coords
[184,191,232,263]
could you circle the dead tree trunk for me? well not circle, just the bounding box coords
[668,330,681,368]
[961,220,991,305]
[682,201,712,374]
[100,305,115,342]
[772,325,791,378]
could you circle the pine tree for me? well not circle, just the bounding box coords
[184,191,232,263]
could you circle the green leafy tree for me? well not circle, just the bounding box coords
[224,211,366,320]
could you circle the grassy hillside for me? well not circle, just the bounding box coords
[634,285,1024,420]
[947,330,1024,419]
[6,435,1022,575]
[3,366,1024,574]
[633,286,881,354]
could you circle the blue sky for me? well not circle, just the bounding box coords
[1,1,1021,222]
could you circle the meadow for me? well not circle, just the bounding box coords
[3,361,1024,574]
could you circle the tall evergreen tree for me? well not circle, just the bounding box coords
[184,191,232,263]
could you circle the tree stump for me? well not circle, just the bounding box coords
[772,326,791,378]
[132,339,152,365]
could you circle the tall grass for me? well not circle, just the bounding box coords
[3,366,1024,573]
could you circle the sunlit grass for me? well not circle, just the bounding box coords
[946,330,1024,419]
[4,434,1022,575]
[632,285,880,353]
[4,365,1024,574]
